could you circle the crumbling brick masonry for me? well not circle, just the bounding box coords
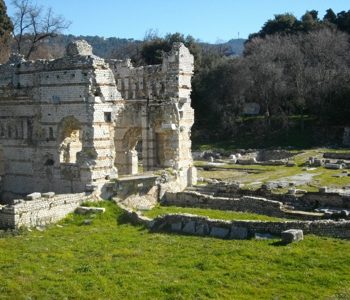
[0,40,196,201]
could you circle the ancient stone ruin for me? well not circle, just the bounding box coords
[0,40,196,203]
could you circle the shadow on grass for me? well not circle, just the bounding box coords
[270,240,289,247]
[116,211,132,225]
[116,211,149,232]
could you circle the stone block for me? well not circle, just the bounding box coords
[313,159,323,167]
[325,163,342,170]
[42,192,55,198]
[195,223,209,236]
[238,158,257,165]
[171,222,182,232]
[281,229,303,244]
[255,233,274,240]
[75,206,105,215]
[210,226,229,238]
[85,184,97,192]
[26,193,41,200]
[319,187,328,193]
[182,221,196,234]
[286,161,296,167]
[229,226,248,240]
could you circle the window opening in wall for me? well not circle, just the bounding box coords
[44,159,55,166]
[7,125,12,138]
[135,140,143,173]
[49,127,54,140]
[60,129,82,163]
[27,119,33,142]
[155,133,166,167]
[59,117,82,164]
[104,112,112,123]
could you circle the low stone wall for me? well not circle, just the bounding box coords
[191,183,350,211]
[301,192,350,209]
[150,214,350,239]
[163,191,322,220]
[323,152,350,160]
[0,192,93,229]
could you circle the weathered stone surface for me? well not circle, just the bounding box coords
[210,226,229,238]
[281,229,304,244]
[42,192,55,198]
[26,193,41,200]
[75,206,105,215]
[255,233,274,240]
[325,163,342,170]
[182,221,196,234]
[319,187,328,193]
[229,226,248,239]
[0,40,196,206]
[195,223,209,236]
[171,222,182,232]
[238,158,257,165]
[0,193,90,229]
[66,40,93,56]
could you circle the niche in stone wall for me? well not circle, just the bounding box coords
[155,132,166,167]
[116,127,142,175]
[58,116,82,164]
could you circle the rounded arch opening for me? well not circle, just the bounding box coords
[58,116,82,164]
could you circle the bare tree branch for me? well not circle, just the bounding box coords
[11,0,71,59]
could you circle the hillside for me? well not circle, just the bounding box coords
[39,34,245,59]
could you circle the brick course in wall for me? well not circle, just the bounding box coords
[0,40,196,201]
[0,192,92,229]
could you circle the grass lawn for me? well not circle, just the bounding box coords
[143,205,284,222]
[0,201,350,299]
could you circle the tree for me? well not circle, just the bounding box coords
[301,11,319,32]
[323,9,337,24]
[0,0,13,63]
[140,31,200,65]
[336,10,350,34]
[249,13,299,40]
[11,0,71,59]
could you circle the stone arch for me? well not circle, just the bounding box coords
[58,116,83,164]
[115,127,142,175]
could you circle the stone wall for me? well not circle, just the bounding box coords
[0,40,122,199]
[0,40,196,200]
[323,152,350,160]
[0,192,91,229]
[108,43,196,188]
[163,191,323,220]
[150,213,350,239]
[191,183,350,211]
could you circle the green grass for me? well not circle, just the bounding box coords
[0,201,350,299]
[143,205,284,221]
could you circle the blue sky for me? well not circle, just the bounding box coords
[4,0,350,42]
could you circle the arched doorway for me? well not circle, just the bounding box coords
[58,116,82,164]
[115,127,142,175]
